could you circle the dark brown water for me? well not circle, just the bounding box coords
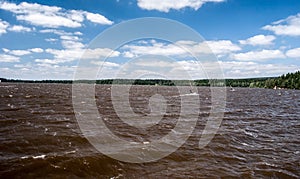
[0,83,299,178]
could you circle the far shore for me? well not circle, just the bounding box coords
[1,71,299,90]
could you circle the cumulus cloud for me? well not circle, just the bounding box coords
[45,38,58,42]
[44,48,120,64]
[10,62,76,80]
[109,58,205,80]
[0,19,9,35]
[40,29,73,36]
[83,48,120,59]
[30,48,44,53]
[58,35,85,49]
[0,1,113,28]
[137,0,225,12]
[93,58,298,80]
[2,48,44,57]
[1,18,33,34]
[232,49,285,61]
[61,40,85,49]
[0,54,20,62]
[286,47,300,58]
[204,40,241,54]
[41,30,87,50]
[8,25,33,32]
[219,61,299,78]
[122,40,240,58]
[84,12,113,25]
[35,59,59,65]
[2,48,31,56]
[90,61,120,68]
[263,13,300,36]
[239,34,276,46]
[122,41,186,57]
[41,29,85,50]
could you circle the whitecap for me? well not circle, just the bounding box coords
[21,156,30,159]
[241,142,249,146]
[110,174,123,179]
[32,154,46,159]
[50,164,60,169]
[65,150,76,154]
[244,130,258,138]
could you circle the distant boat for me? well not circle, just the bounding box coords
[230,86,235,92]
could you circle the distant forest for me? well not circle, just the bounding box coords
[0,71,299,89]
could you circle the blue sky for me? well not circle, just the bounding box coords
[0,0,300,80]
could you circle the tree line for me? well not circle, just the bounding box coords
[1,71,299,89]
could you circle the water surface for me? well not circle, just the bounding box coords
[0,83,299,178]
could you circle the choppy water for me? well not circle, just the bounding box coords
[0,83,299,178]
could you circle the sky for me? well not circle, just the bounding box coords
[0,0,300,80]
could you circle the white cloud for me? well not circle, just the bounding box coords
[45,49,83,63]
[59,35,85,49]
[84,48,120,59]
[122,41,186,57]
[84,12,113,25]
[263,13,300,36]
[74,31,83,36]
[111,58,203,80]
[1,18,34,34]
[0,1,113,28]
[239,35,276,46]
[2,48,44,56]
[123,51,136,58]
[8,25,33,32]
[68,10,84,22]
[41,30,84,48]
[232,49,285,61]
[42,30,84,49]
[219,61,299,78]
[90,61,120,67]
[61,40,85,49]
[35,59,59,64]
[176,40,241,56]
[45,48,120,63]
[5,58,299,80]
[286,47,300,58]
[0,54,20,62]
[60,35,80,41]
[45,38,58,42]
[40,29,73,36]
[30,48,44,53]
[122,40,240,58]
[10,63,76,80]
[132,59,177,68]
[137,0,225,12]
[2,48,31,56]
[204,40,241,54]
[0,19,9,35]
[17,13,82,28]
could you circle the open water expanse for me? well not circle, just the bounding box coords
[0,83,299,178]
